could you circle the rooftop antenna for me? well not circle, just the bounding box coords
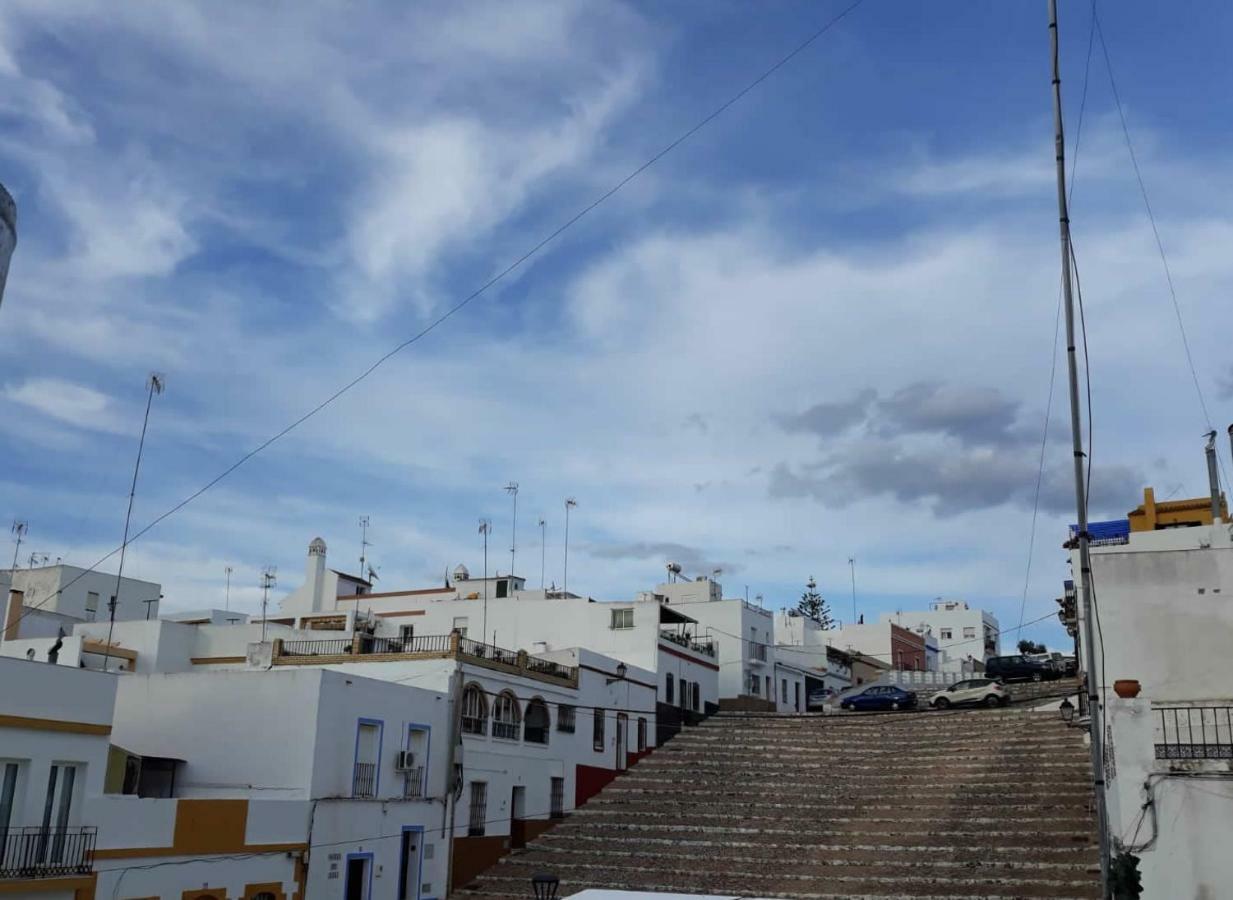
[103,372,164,674]
[538,518,547,589]
[260,566,277,642]
[504,482,519,579]
[10,520,26,571]
[479,518,491,643]
[563,498,577,595]
[848,556,857,623]
[1048,0,1109,887]
[224,565,233,612]
[359,515,371,576]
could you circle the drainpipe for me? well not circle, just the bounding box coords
[442,666,463,896]
[1205,431,1221,522]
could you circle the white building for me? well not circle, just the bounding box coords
[1071,504,1233,899]
[269,539,719,742]
[2,565,160,645]
[653,577,776,708]
[882,599,999,669]
[817,619,935,672]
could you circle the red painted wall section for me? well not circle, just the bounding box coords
[575,764,618,806]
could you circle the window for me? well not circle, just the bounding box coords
[963,627,977,639]
[692,683,700,712]
[353,720,381,798]
[794,682,801,712]
[678,679,688,710]
[940,628,953,640]
[398,624,415,643]
[781,679,788,704]
[468,782,487,836]
[452,616,469,638]
[461,684,488,736]
[557,704,576,733]
[665,673,674,704]
[610,608,634,630]
[524,698,550,745]
[747,671,758,695]
[550,777,565,819]
[496,579,508,599]
[637,718,647,752]
[492,692,521,740]
[85,592,99,622]
[593,708,605,752]
[765,676,771,698]
[0,762,18,835]
[41,763,78,861]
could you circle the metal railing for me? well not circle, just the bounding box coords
[458,638,519,667]
[281,637,353,657]
[659,630,717,658]
[352,762,377,798]
[400,767,425,800]
[0,826,96,879]
[1155,705,1233,760]
[749,641,768,662]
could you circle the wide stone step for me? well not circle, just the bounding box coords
[639,757,1093,775]
[536,821,1096,847]
[584,792,1095,812]
[529,832,1099,863]
[567,807,1096,828]
[515,844,1098,874]
[474,859,1101,899]
[599,784,1095,806]
[612,772,1093,791]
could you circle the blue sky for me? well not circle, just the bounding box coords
[2,1,1232,651]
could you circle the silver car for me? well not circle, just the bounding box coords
[929,678,1008,709]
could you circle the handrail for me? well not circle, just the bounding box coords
[0,826,96,879]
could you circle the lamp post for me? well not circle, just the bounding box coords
[479,519,491,643]
[538,518,546,589]
[505,482,518,579]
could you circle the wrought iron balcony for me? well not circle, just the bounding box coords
[659,630,717,658]
[1155,704,1233,760]
[352,761,377,798]
[0,826,96,879]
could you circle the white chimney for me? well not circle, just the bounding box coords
[307,537,327,612]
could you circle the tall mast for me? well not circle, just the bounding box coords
[1048,1,1109,893]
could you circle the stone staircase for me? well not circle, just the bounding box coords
[461,708,1099,899]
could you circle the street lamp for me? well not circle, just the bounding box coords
[606,661,628,685]
[531,872,559,900]
[1059,696,1075,725]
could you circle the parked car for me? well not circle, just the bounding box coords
[929,678,1008,709]
[840,685,918,711]
[806,687,833,711]
[985,654,1059,683]
[1059,655,1078,677]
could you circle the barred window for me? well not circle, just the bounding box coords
[637,717,647,751]
[593,708,605,751]
[492,691,521,740]
[557,704,576,733]
[468,781,487,836]
[610,608,634,629]
[550,777,565,819]
[461,684,488,736]
[524,697,550,745]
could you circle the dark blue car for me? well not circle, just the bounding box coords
[840,685,918,711]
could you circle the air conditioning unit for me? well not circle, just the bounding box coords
[394,751,416,771]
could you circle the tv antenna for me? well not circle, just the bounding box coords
[504,482,519,580]
[359,516,371,575]
[224,566,233,611]
[479,518,492,643]
[260,566,278,643]
[10,520,27,570]
[563,498,577,595]
[538,518,547,589]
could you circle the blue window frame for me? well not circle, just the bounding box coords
[353,718,384,798]
[344,850,374,900]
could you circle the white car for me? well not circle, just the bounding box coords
[929,678,1008,710]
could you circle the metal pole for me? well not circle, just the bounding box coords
[10,521,26,572]
[1048,2,1110,892]
[505,482,518,579]
[1204,431,1221,521]
[481,521,489,643]
[564,499,576,595]
[539,518,546,589]
[848,556,856,623]
[225,566,232,612]
[103,374,163,673]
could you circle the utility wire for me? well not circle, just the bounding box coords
[1093,6,1228,488]
[7,1,866,630]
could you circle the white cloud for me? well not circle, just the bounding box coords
[4,377,117,431]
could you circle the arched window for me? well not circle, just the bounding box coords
[461,683,488,736]
[492,691,521,740]
[692,682,700,712]
[524,697,550,744]
[665,673,674,704]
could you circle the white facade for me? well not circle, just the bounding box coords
[2,564,160,644]
[882,599,999,666]
[1072,518,1233,898]
[659,580,775,704]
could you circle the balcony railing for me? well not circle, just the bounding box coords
[659,630,717,658]
[401,767,425,800]
[0,826,96,879]
[1155,705,1233,760]
[352,761,377,798]
[748,641,768,662]
[274,633,578,685]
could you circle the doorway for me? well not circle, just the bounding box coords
[510,785,527,848]
[398,828,422,900]
[615,714,628,771]
[344,853,371,900]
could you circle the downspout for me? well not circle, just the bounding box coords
[442,664,464,896]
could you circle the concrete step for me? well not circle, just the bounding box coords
[583,792,1096,812]
[610,772,1094,791]
[599,784,1095,806]
[474,859,1102,898]
[638,758,1093,776]
[567,807,1096,828]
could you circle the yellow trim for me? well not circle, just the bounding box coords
[182,891,227,900]
[0,713,111,736]
[0,875,95,894]
[244,882,287,900]
[81,640,138,663]
[189,656,247,665]
[94,841,306,860]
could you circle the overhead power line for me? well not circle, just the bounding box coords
[9,1,866,629]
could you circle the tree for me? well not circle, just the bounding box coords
[797,577,833,628]
[1018,639,1047,655]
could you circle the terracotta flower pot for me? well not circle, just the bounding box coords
[1113,679,1141,699]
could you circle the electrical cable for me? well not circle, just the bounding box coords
[6,0,867,632]
[1093,5,1228,489]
